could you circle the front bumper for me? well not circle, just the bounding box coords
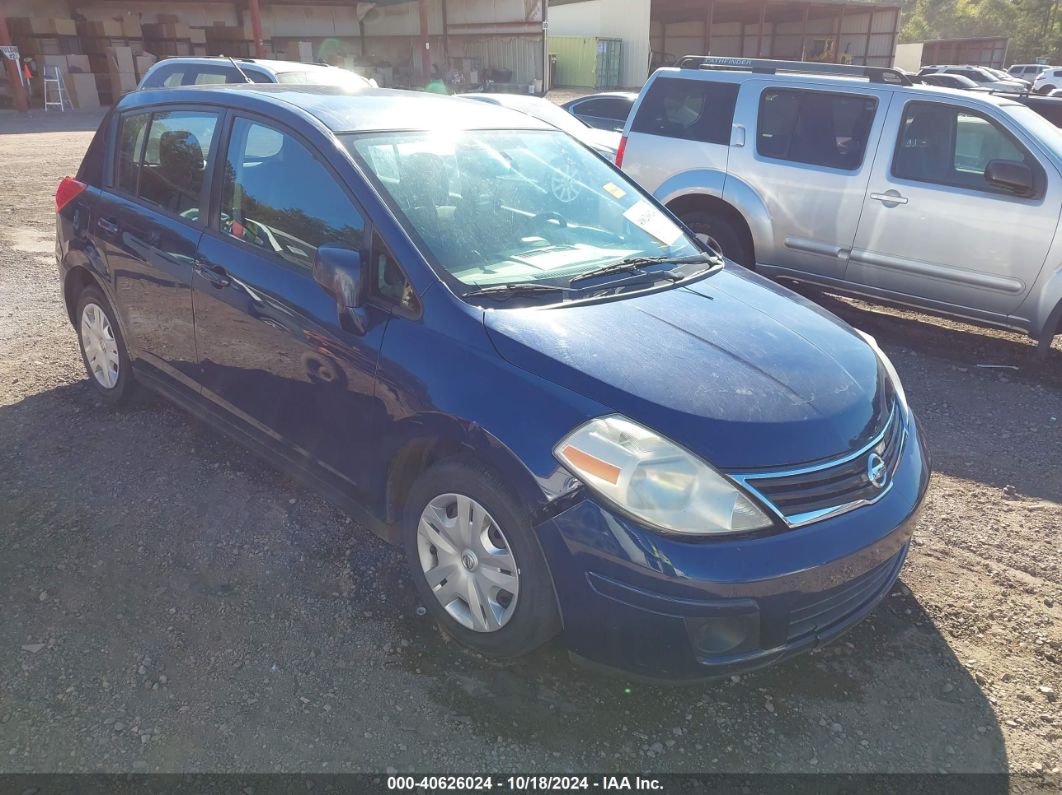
[534,415,931,681]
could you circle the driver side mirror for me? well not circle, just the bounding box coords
[984,159,1035,196]
[313,244,368,334]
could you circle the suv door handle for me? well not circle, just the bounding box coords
[96,217,119,234]
[870,190,909,207]
[196,259,231,289]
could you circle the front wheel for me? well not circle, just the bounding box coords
[402,460,560,658]
[678,209,754,268]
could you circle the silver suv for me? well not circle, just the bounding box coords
[618,57,1062,354]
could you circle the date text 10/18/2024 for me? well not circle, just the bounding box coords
[387,776,664,791]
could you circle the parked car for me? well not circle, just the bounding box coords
[138,56,374,90]
[1009,63,1052,80]
[984,66,1031,87]
[458,92,620,158]
[918,64,1026,93]
[1012,93,1062,127]
[55,82,929,680]
[618,56,1062,354]
[1033,67,1062,94]
[917,73,991,92]
[561,91,638,132]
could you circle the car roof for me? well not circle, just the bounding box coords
[147,56,329,75]
[121,83,554,134]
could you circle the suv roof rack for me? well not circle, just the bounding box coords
[675,55,914,86]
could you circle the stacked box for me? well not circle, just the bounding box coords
[134,53,156,82]
[283,40,314,63]
[206,24,254,58]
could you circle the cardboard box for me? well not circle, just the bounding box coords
[66,55,91,74]
[134,54,156,81]
[67,73,100,108]
[121,17,142,39]
[42,55,69,77]
[142,22,190,41]
[283,40,314,62]
[55,19,78,37]
[96,71,137,97]
[189,28,207,45]
[108,46,136,75]
[78,20,124,38]
[11,18,56,36]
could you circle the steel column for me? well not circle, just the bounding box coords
[0,16,29,112]
[248,0,265,59]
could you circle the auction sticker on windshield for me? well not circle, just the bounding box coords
[623,200,684,246]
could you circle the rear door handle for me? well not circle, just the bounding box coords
[196,259,231,289]
[96,217,119,234]
[870,190,909,206]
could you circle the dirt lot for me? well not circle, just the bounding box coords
[0,109,1060,779]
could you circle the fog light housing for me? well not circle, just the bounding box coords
[687,611,760,658]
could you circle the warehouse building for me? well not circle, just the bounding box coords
[0,0,548,111]
[549,0,902,89]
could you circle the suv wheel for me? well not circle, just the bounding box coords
[402,460,560,658]
[1039,84,1056,94]
[76,286,135,405]
[679,209,754,268]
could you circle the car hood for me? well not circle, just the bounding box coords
[483,267,894,470]
[575,127,621,157]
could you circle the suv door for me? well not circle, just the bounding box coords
[191,115,389,491]
[100,106,221,393]
[848,96,1060,319]
[728,83,888,279]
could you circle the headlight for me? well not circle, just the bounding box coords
[554,415,772,536]
[856,330,909,420]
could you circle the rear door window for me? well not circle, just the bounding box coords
[135,110,219,220]
[631,77,738,144]
[757,88,878,170]
[115,112,150,194]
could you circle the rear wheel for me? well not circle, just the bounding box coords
[76,286,135,406]
[1039,84,1056,95]
[402,460,560,658]
[678,209,754,268]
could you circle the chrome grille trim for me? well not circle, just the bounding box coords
[730,405,906,529]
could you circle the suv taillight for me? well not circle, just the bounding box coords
[55,177,86,213]
[615,136,627,168]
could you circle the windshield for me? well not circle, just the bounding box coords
[1002,103,1062,154]
[343,128,700,290]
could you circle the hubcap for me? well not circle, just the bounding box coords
[417,493,520,633]
[550,158,581,204]
[80,303,120,389]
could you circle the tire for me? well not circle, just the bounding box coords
[1038,84,1056,95]
[401,459,560,658]
[75,286,136,406]
[678,209,754,268]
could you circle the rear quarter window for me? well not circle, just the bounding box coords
[631,77,738,144]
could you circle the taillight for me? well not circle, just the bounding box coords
[55,177,86,212]
[615,136,627,168]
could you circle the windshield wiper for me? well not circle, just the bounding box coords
[569,253,717,286]
[463,282,573,300]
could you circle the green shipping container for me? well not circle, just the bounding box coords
[549,36,623,89]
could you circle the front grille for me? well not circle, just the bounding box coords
[732,405,905,527]
[786,547,905,642]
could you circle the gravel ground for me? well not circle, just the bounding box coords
[0,109,1060,778]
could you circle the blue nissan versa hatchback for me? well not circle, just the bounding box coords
[56,84,930,680]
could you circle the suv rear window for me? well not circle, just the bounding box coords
[757,88,877,170]
[631,77,738,144]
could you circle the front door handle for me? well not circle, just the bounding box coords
[870,190,909,207]
[96,217,119,234]
[196,259,231,289]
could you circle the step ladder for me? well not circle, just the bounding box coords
[43,65,70,112]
